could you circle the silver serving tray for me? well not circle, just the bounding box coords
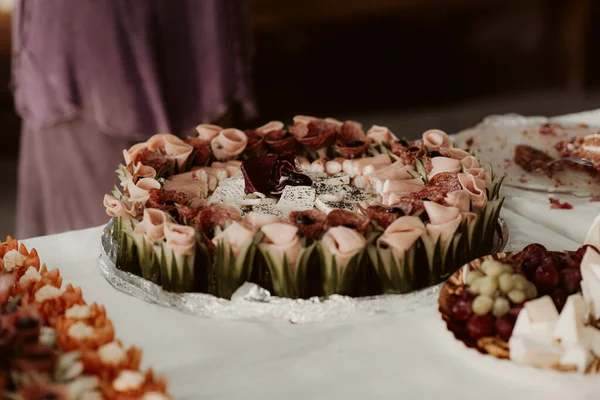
[98,218,508,323]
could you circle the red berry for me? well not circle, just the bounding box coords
[552,288,568,312]
[560,268,582,295]
[495,315,516,341]
[522,243,547,254]
[534,259,560,293]
[451,298,473,321]
[560,253,581,269]
[509,305,524,319]
[467,315,495,339]
[576,244,598,259]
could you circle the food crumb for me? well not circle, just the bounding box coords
[590,198,600,202]
[519,176,528,184]
[549,197,573,210]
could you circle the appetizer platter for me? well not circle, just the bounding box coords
[454,114,600,197]
[0,237,172,399]
[100,116,507,320]
[439,216,600,374]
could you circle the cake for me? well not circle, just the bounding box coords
[104,116,504,299]
[555,132,600,176]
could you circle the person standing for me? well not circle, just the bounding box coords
[12,0,256,238]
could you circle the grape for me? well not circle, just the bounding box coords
[522,243,548,254]
[501,264,514,274]
[498,273,514,293]
[492,297,510,317]
[507,289,526,304]
[512,274,529,291]
[560,268,582,295]
[482,260,506,278]
[552,288,568,312]
[469,277,483,294]
[466,270,484,286]
[472,295,494,315]
[509,304,524,319]
[558,253,581,270]
[576,244,598,260]
[451,297,473,321]
[495,315,516,341]
[521,244,547,277]
[479,276,499,296]
[467,315,494,339]
[534,260,560,293]
[524,282,538,300]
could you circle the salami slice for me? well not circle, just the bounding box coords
[192,204,242,241]
[427,172,463,193]
[265,130,298,153]
[184,137,213,167]
[146,189,190,215]
[174,204,201,224]
[132,148,169,173]
[243,129,266,158]
[326,209,370,232]
[288,210,327,239]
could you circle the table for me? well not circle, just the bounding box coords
[22,111,600,399]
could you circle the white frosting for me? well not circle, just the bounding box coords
[98,341,127,365]
[65,304,92,320]
[34,285,63,303]
[19,266,41,285]
[113,370,145,392]
[68,321,95,340]
[2,249,26,272]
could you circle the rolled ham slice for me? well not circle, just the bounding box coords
[324,117,344,128]
[127,178,161,204]
[343,154,392,177]
[428,157,461,179]
[195,124,222,141]
[146,134,194,169]
[367,125,395,143]
[211,128,248,160]
[296,156,311,171]
[212,221,255,257]
[423,129,451,150]
[311,158,327,173]
[169,169,209,183]
[460,156,480,169]
[423,201,462,243]
[444,190,472,213]
[260,223,302,268]
[135,208,172,240]
[464,167,491,186]
[255,121,284,134]
[163,222,196,257]
[326,158,345,175]
[123,143,148,165]
[211,161,242,177]
[245,212,282,231]
[103,195,140,218]
[382,178,424,196]
[440,147,469,161]
[365,162,413,193]
[458,173,488,211]
[321,226,366,269]
[377,216,427,261]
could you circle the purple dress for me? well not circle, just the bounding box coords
[12,0,256,238]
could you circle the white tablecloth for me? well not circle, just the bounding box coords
[22,111,600,400]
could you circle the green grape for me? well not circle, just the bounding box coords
[525,282,538,300]
[498,273,514,293]
[479,276,499,296]
[482,260,505,277]
[492,297,510,317]
[472,295,494,316]
[512,274,529,291]
[507,289,526,304]
[469,277,483,294]
[466,270,485,286]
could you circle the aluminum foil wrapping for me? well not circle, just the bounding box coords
[98,218,508,323]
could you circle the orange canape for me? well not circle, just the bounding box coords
[101,369,170,400]
[0,241,41,280]
[13,265,61,298]
[80,340,143,380]
[25,283,86,326]
[55,303,115,351]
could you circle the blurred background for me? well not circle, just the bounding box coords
[1,0,600,237]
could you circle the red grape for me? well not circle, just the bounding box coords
[576,244,598,260]
[559,253,581,269]
[521,247,547,278]
[495,315,516,341]
[467,315,494,339]
[522,243,548,254]
[534,258,560,293]
[509,304,524,319]
[552,288,568,312]
[560,268,582,295]
[451,298,473,321]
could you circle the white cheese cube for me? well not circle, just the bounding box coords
[509,336,563,368]
[524,296,559,323]
[553,294,586,346]
[277,186,315,216]
[314,197,355,214]
[584,326,600,357]
[209,177,245,205]
[512,309,556,343]
[252,204,284,218]
[322,173,350,186]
